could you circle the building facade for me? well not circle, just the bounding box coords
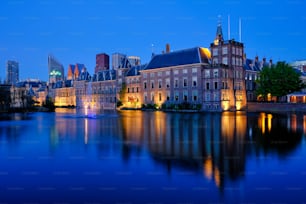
[6,60,19,85]
[95,53,109,73]
[112,53,126,70]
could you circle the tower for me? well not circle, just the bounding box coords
[208,17,246,111]
[6,60,19,85]
[95,53,109,73]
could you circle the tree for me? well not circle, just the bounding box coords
[256,61,305,101]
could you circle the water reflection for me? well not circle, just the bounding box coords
[118,111,303,188]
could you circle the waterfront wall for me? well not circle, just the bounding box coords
[247,102,306,112]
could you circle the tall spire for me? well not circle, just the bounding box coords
[214,15,224,45]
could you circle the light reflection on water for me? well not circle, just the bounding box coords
[0,109,305,203]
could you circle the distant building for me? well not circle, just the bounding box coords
[112,53,126,70]
[10,79,47,108]
[128,56,141,66]
[67,63,84,80]
[48,55,64,83]
[290,60,306,73]
[95,53,109,73]
[6,60,19,85]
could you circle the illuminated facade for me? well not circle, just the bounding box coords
[6,60,19,85]
[67,63,82,80]
[209,22,246,111]
[48,55,64,83]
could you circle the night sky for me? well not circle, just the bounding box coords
[0,0,305,81]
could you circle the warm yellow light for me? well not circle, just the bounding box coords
[236,101,241,111]
[222,101,229,111]
[259,113,266,134]
[214,167,221,187]
[200,47,211,59]
[203,157,213,180]
[267,114,273,132]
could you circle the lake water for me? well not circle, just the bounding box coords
[0,109,306,204]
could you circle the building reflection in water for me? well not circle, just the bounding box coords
[47,109,304,189]
[119,111,248,189]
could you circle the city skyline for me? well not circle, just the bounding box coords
[0,0,305,81]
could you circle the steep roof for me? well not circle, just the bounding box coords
[126,64,146,77]
[145,47,211,70]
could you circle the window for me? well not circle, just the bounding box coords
[159,93,162,101]
[183,69,187,74]
[132,87,134,93]
[205,70,210,78]
[205,93,210,101]
[232,47,235,54]
[118,70,122,76]
[167,91,170,101]
[222,46,228,55]
[158,80,162,88]
[214,82,218,90]
[192,77,197,87]
[213,58,218,64]
[136,87,139,92]
[143,73,147,78]
[214,93,219,101]
[206,82,210,90]
[144,92,147,102]
[174,78,178,88]
[213,48,218,56]
[174,70,179,75]
[151,92,154,102]
[166,71,170,75]
[150,73,155,77]
[192,90,198,102]
[158,72,162,77]
[151,81,154,89]
[127,88,130,93]
[183,78,187,87]
[174,91,179,101]
[192,68,197,73]
[232,57,235,65]
[222,57,228,65]
[183,91,188,101]
[144,82,147,89]
[213,69,218,78]
[166,78,170,88]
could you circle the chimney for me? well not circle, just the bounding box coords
[269,59,273,67]
[166,43,170,53]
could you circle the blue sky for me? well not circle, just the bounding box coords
[0,0,305,81]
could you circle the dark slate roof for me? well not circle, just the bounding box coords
[52,81,63,88]
[65,80,73,87]
[126,64,146,77]
[243,59,266,72]
[78,71,91,81]
[15,81,46,88]
[92,70,116,81]
[145,47,211,70]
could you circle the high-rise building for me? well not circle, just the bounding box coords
[6,60,19,85]
[128,56,141,66]
[48,55,64,83]
[95,53,109,73]
[112,53,126,69]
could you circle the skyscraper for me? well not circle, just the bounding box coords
[48,55,64,83]
[95,53,109,73]
[112,53,126,69]
[6,60,19,85]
